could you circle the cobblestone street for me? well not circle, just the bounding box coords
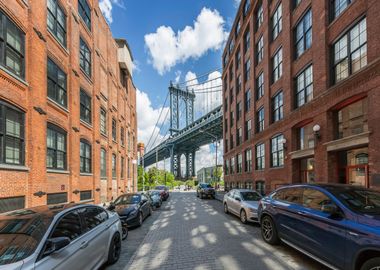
[107,192,327,270]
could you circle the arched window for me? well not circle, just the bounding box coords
[100,148,107,178]
[47,123,67,170]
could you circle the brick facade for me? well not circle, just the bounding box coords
[223,0,380,194]
[0,0,137,211]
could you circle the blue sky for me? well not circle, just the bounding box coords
[100,0,240,170]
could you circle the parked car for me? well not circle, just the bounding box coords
[258,183,380,270]
[155,185,169,201]
[197,183,215,199]
[0,203,122,270]
[147,190,162,208]
[223,189,262,223]
[109,193,152,228]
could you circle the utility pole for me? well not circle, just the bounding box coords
[142,155,145,192]
[215,140,218,183]
[156,148,158,188]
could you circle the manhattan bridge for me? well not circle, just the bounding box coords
[143,72,223,180]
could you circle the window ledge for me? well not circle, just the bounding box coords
[47,98,69,113]
[47,169,70,174]
[289,148,315,160]
[100,177,108,180]
[0,164,29,172]
[80,173,93,176]
[80,120,93,130]
[79,199,94,203]
[0,65,28,87]
[80,68,93,84]
[324,132,370,152]
[47,29,69,55]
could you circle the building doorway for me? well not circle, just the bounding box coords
[338,147,369,187]
[300,157,315,183]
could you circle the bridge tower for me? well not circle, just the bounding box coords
[169,83,196,179]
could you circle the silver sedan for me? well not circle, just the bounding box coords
[223,189,263,223]
[0,203,122,270]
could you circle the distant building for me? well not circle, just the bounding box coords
[137,143,145,166]
[197,166,223,183]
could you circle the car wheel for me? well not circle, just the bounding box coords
[107,233,121,265]
[240,209,247,224]
[224,203,229,214]
[196,192,199,197]
[148,206,152,216]
[360,257,380,270]
[138,212,143,226]
[261,215,279,245]
[122,226,128,241]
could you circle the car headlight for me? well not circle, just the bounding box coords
[248,208,257,213]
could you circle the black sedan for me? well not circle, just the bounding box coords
[109,193,152,228]
[197,183,215,199]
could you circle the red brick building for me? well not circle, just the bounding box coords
[0,0,137,212]
[223,0,380,195]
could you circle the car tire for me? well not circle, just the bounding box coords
[360,257,380,270]
[261,215,280,245]
[138,212,143,226]
[224,203,229,214]
[148,206,152,216]
[240,209,248,224]
[107,232,121,265]
[196,192,199,197]
[122,226,128,241]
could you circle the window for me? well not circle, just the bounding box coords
[0,196,25,213]
[78,0,91,30]
[224,118,228,134]
[245,90,251,111]
[127,132,131,151]
[235,19,241,36]
[294,0,302,9]
[120,126,125,145]
[271,134,284,167]
[236,102,242,120]
[256,4,264,30]
[256,107,264,132]
[51,210,82,240]
[237,154,243,173]
[81,207,108,231]
[229,39,235,55]
[256,143,265,170]
[47,0,66,46]
[80,89,91,124]
[0,10,25,78]
[0,101,24,165]
[256,36,264,63]
[47,192,67,205]
[121,156,124,179]
[112,153,116,179]
[100,148,107,178]
[47,58,67,107]
[225,138,228,152]
[272,3,282,40]
[244,0,251,16]
[79,37,91,77]
[301,158,315,183]
[46,124,66,170]
[109,119,117,141]
[230,157,235,174]
[237,127,242,146]
[296,65,313,107]
[225,159,229,175]
[236,75,242,93]
[333,18,367,84]
[245,149,252,172]
[331,0,352,20]
[256,181,265,196]
[223,54,228,68]
[229,65,234,82]
[272,91,283,122]
[244,30,250,53]
[272,48,283,83]
[230,87,234,104]
[303,188,332,211]
[337,98,368,139]
[100,108,107,135]
[256,72,264,100]
[295,10,312,58]
[281,188,302,203]
[230,134,234,149]
[245,120,252,140]
[80,139,91,173]
[236,49,241,70]
[299,123,315,150]
[80,190,92,201]
[244,59,251,82]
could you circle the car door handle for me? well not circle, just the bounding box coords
[348,231,359,237]
[297,211,307,216]
[80,241,89,249]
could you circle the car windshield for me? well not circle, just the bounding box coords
[200,184,212,188]
[331,188,380,214]
[0,214,49,265]
[150,191,160,196]
[114,194,141,205]
[241,192,261,201]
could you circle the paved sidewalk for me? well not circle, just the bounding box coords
[122,192,324,270]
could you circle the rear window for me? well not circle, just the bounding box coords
[241,192,262,201]
[0,213,49,265]
[200,184,212,188]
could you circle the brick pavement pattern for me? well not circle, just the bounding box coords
[121,192,325,270]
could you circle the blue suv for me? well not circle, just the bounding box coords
[258,184,380,270]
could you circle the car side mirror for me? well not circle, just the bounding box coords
[321,204,339,216]
[108,202,115,211]
[44,237,70,256]
[235,197,241,202]
[141,199,148,204]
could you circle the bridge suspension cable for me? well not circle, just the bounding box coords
[176,67,223,86]
[148,107,170,152]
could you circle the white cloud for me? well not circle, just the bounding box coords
[185,70,223,119]
[194,144,223,175]
[234,0,241,8]
[144,7,228,75]
[136,89,169,150]
[99,0,124,24]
